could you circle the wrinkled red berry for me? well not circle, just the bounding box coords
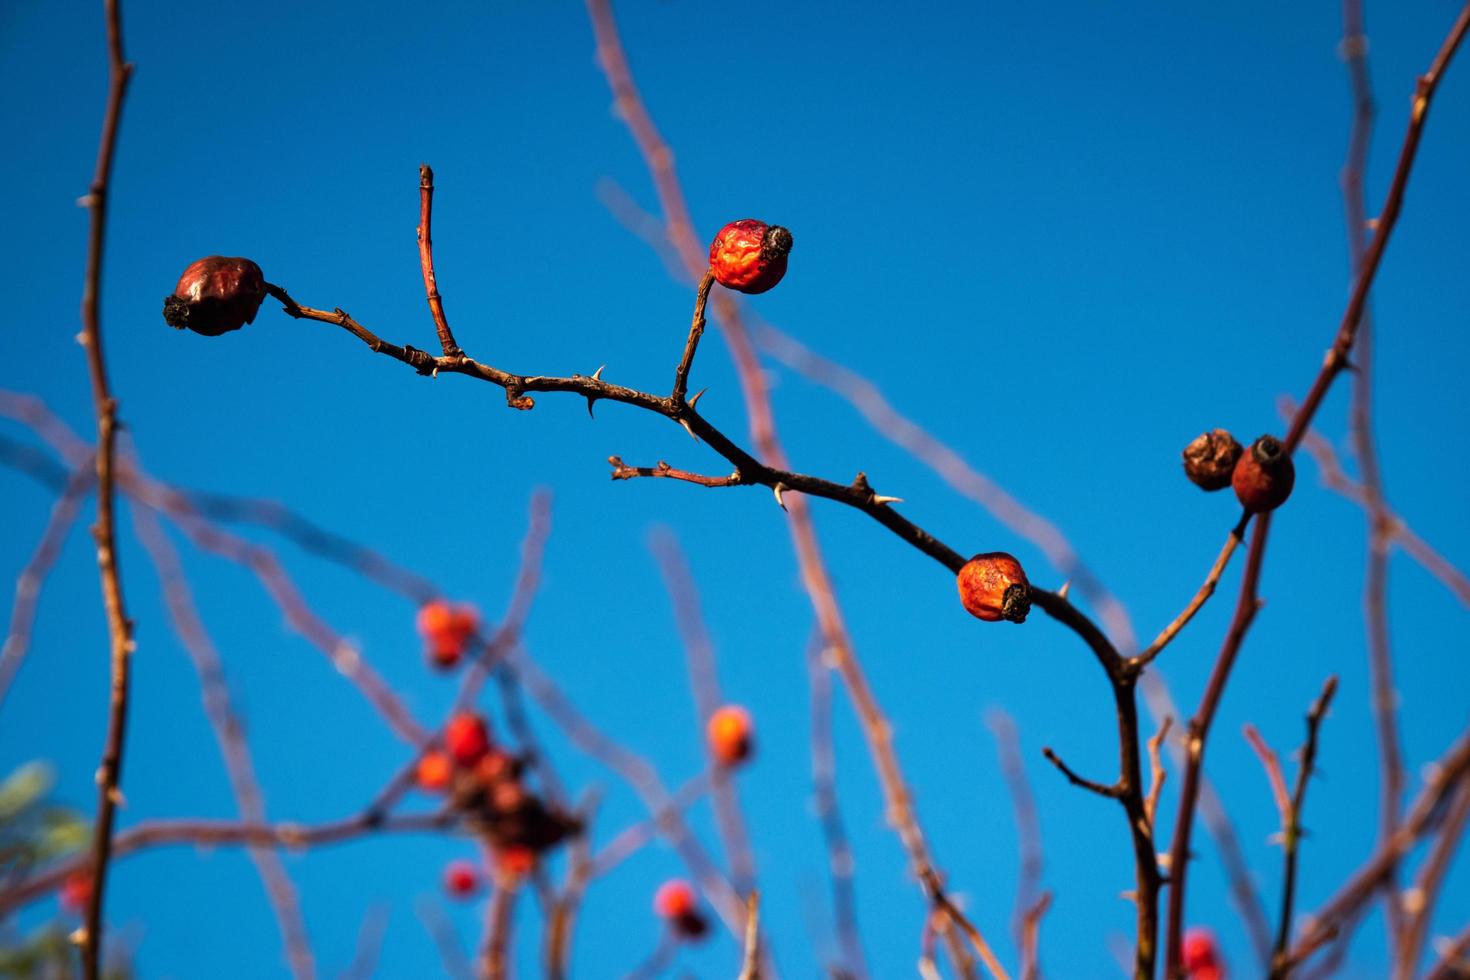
[443,859,480,898]
[445,713,492,767]
[957,552,1031,623]
[1182,429,1243,491]
[707,705,754,767]
[162,256,266,336]
[1231,435,1295,513]
[709,219,793,294]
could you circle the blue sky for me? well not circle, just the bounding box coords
[2,1,1468,976]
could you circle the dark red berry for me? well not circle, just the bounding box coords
[1182,429,1243,491]
[1232,435,1295,512]
[957,552,1030,623]
[162,256,267,336]
[709,219,793,294]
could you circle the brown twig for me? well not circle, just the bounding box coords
[1283,724,1470,970]
[649,528,757,894]
[1243,725,1293,822]
[608,456,743,488]
[1337,2,1409,957]
[1396,781,1470,978]
[673,271,716,403]
[806,638,868,979]
[1132,515,1249,669]
[417,163,463,358]
[0,811,456,917]
[739,890,763,980]
[1424,921,1470,980]
[129,504,315,979]
[1019,893,1052,980]
[0,459,94,705]
[1290,417,1470,607]
[482,874,519,980]
[986,710,1046,979]
[1144,717,1173,833]
[1266,677,1339,978]
[77,2,136,974]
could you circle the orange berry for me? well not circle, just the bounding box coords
[708,219,793,294]
[417,600,480,670]
[443,859,480,898]
[653,879,697,920]
[956,552,1031,623]
[445,713,492,767]
[707,705,753,767]
[416,750,453,793]
[495,846,537,878]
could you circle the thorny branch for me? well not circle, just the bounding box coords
[77,2,136,975]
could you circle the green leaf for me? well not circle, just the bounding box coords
[0,762,54,822]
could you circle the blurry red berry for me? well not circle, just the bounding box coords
[445,713,492,767]
[957,552,1031,623]
[474,749,516,786]
[654,879,697,920]
[1231,435,1295,513]
[708,219,793,294]
[707,705,754,767]
[416,750,453,793]
[495,846,537,878]
[59,871,92,914]
[1182,927,1224,979]
[162,256,266,336]
[417,600,480,670]
[443,859,480,899]
[1182,429,1243,491]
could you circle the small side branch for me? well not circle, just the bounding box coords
[608,457,743,488]
[1041,747,1121,799]
[673,271,715,402]
[417,164,463,357]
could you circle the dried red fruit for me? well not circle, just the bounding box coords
[956,552,1031,623]
[1182,429,1243,491]
[443,859,480,898]
[162,256,267,336]
[416,600,480,670]
[59,871,92,914]
[416,750,453,793]
[445,713,492,767]
[1182,927,1225,980]
[707,704,754,767]
[1231,434,1295,513]
[708,219,793,294]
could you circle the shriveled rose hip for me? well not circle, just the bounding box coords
[162,256,267,336]
[707,704,754,767]
[1182,429,1243,491]
[957,552,1031,623]
[1231,434,1295,513]
[708,219,793,294]
[445,713,492,767]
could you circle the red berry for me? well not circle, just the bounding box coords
[707,705,754,767]
[956,552,1031,623]
[162,256,267,336]
[59,871,92,914]
[445,713,492,767]
[1231,435,1295,513]
[653,879,697,920]
[708,219,793,294]
[1182,429,1243,491]
[1182,928,1224,979]
[417,600,480,670]
[416,750,454,793]
[443,859,480,898]
[495,846,537,878]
